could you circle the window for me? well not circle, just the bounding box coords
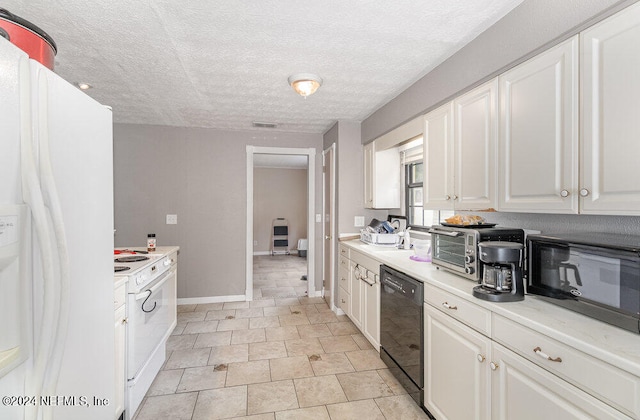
[404,160,454,229]
[406,162,424,226]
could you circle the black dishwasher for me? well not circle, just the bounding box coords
[379,265,428,413]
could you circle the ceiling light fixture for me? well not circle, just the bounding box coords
[75,82,92,90]
[288,73,322,97]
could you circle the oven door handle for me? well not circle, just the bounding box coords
[428,228,462,237]
[134,269,173,301]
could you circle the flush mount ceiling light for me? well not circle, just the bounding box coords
[288,73,322,97]
[75,82,92,90]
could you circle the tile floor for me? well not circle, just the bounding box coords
[132,256,429,420]
[252,254,309,299]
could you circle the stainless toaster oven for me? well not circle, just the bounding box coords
[428,225,525,281]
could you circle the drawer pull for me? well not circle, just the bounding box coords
[477,354,485,363]
[533,346,562,363]
[442,302,458,310]
[490,362,499,371]
[341,299,346,304]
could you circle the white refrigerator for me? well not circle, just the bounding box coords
[0,38,115,420]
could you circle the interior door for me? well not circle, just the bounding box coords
[323,145,335,307]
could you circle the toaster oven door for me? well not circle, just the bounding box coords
[429,229,478,280]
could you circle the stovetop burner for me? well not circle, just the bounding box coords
[115,255,149,263]
[114,266,131,273]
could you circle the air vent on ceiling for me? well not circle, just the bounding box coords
[252,121,278,129]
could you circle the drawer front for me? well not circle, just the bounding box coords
[339,244,350,259]
[338,286,351,315]
[424,283,491,336]
[350,249,382,274]
[114,283,126,310]
[493,314,640,418]
[339,255,350,273]
[338,265,350,294]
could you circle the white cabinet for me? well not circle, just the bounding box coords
[339,246,381,349]
[498,36,579,213]
[337,252,351,316]
[350,262,363,329]
[424,102,454,210]
[424,304,491,420]
[424,285,633,419]
[424,79,497,210]
[491,343,629,420]
[580,2,640,215]
[114,282,127,420]
[363,141,401,209]
[362,271,380,348]
[498,2,640,216]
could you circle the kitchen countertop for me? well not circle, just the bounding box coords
[341,239,640,378]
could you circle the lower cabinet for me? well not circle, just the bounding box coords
[424,304,490,420]
[350,262,363,329]
[491,342,628,420]
[362,276,380,348]
[424,299,632,420]
[338,245,381,350]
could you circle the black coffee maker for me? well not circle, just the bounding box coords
[473,241,525,302]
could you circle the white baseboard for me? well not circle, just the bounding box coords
[177,295,246,305]
[253,250,301,256]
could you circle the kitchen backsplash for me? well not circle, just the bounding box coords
[459,211,640,236]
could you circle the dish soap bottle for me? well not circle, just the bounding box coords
[403,228,411,250]
[147,233,156,252]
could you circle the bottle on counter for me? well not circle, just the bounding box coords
[147,234,156,252]
[403,228,411,250]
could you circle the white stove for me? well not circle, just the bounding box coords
[113,251,167,291]
[113,247,178,419]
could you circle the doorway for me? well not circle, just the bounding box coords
[246,146,316,300]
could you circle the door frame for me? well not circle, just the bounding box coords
[246,146,316,300]
[322,143,336,309]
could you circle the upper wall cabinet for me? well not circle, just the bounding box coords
[363,141,401,209]
[498,36,579,213]
[424,79,497,210]
[580,2,640,216]
[364,117,422,209]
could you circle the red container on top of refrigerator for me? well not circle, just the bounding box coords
[0,8,57,70]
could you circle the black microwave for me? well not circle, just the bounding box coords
[527,232,640,334]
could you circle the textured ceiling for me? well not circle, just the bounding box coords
[4,0,523,134]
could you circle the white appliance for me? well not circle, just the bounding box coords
[115,250,177,418]
[0,37,115,420]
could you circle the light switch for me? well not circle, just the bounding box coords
[166,214,178,224]
[354,216,365,227]
[315,214,322,223]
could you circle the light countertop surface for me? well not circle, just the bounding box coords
[340,239,640,378]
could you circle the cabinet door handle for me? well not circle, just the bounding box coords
[452,195,458,201]
[560,189,570,197]
[533,347,562,363]
[341,299,346,304]
[477,354,485,363]
[445,195,451,201]
[442,302,457,310]
[490,362,499,371]
[121,317,128,324]
[579,188,590,197]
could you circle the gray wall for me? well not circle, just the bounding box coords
[113,124,323,299]
[361,0,640,236]
[253,167,307,254]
